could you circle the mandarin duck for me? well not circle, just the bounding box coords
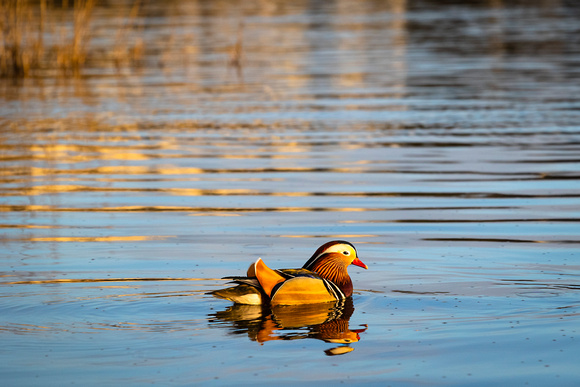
[211,240,367,306]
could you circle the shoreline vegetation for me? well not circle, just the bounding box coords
[0,0,144,78]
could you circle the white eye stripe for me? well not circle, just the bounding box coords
[315,243,356,260]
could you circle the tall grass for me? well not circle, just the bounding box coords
[0,0,141,78]
[0,0,44,77]
[111,0,143,70]
[56,0,96,75]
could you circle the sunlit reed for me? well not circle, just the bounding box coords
[0,0,142,78]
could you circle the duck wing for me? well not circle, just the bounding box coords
[215,260,345,305]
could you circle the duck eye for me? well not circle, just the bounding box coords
[343,251,350,256]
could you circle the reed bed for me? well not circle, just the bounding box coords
[0,0,142,78]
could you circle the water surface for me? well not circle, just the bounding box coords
[1,0,579,385]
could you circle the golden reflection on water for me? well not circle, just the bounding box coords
[4,277,215,285]
[280,234,378,239]
[0,224,59,229]
[2,186,418,197]
[15,235,174,243]
[0,204,382,213]
[3,165,369,177]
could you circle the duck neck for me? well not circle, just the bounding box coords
[309,256,353,297]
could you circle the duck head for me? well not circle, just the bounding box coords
[302,240,367,297]
[303,240,368,270]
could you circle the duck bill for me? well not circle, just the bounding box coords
[352,257,368,269]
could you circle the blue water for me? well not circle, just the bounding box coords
[1,0,579,385]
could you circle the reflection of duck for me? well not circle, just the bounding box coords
[208,298,366,355]
[211,241,367,305]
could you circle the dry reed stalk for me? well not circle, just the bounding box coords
[227,21,244,82]
[112,0,144,70]
[0,0,43,77]
[56,0,96,75]
[0,0,98,78]
[229,21,244,69]
[1,0,147,79]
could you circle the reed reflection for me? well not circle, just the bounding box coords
[208,298,366,356]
